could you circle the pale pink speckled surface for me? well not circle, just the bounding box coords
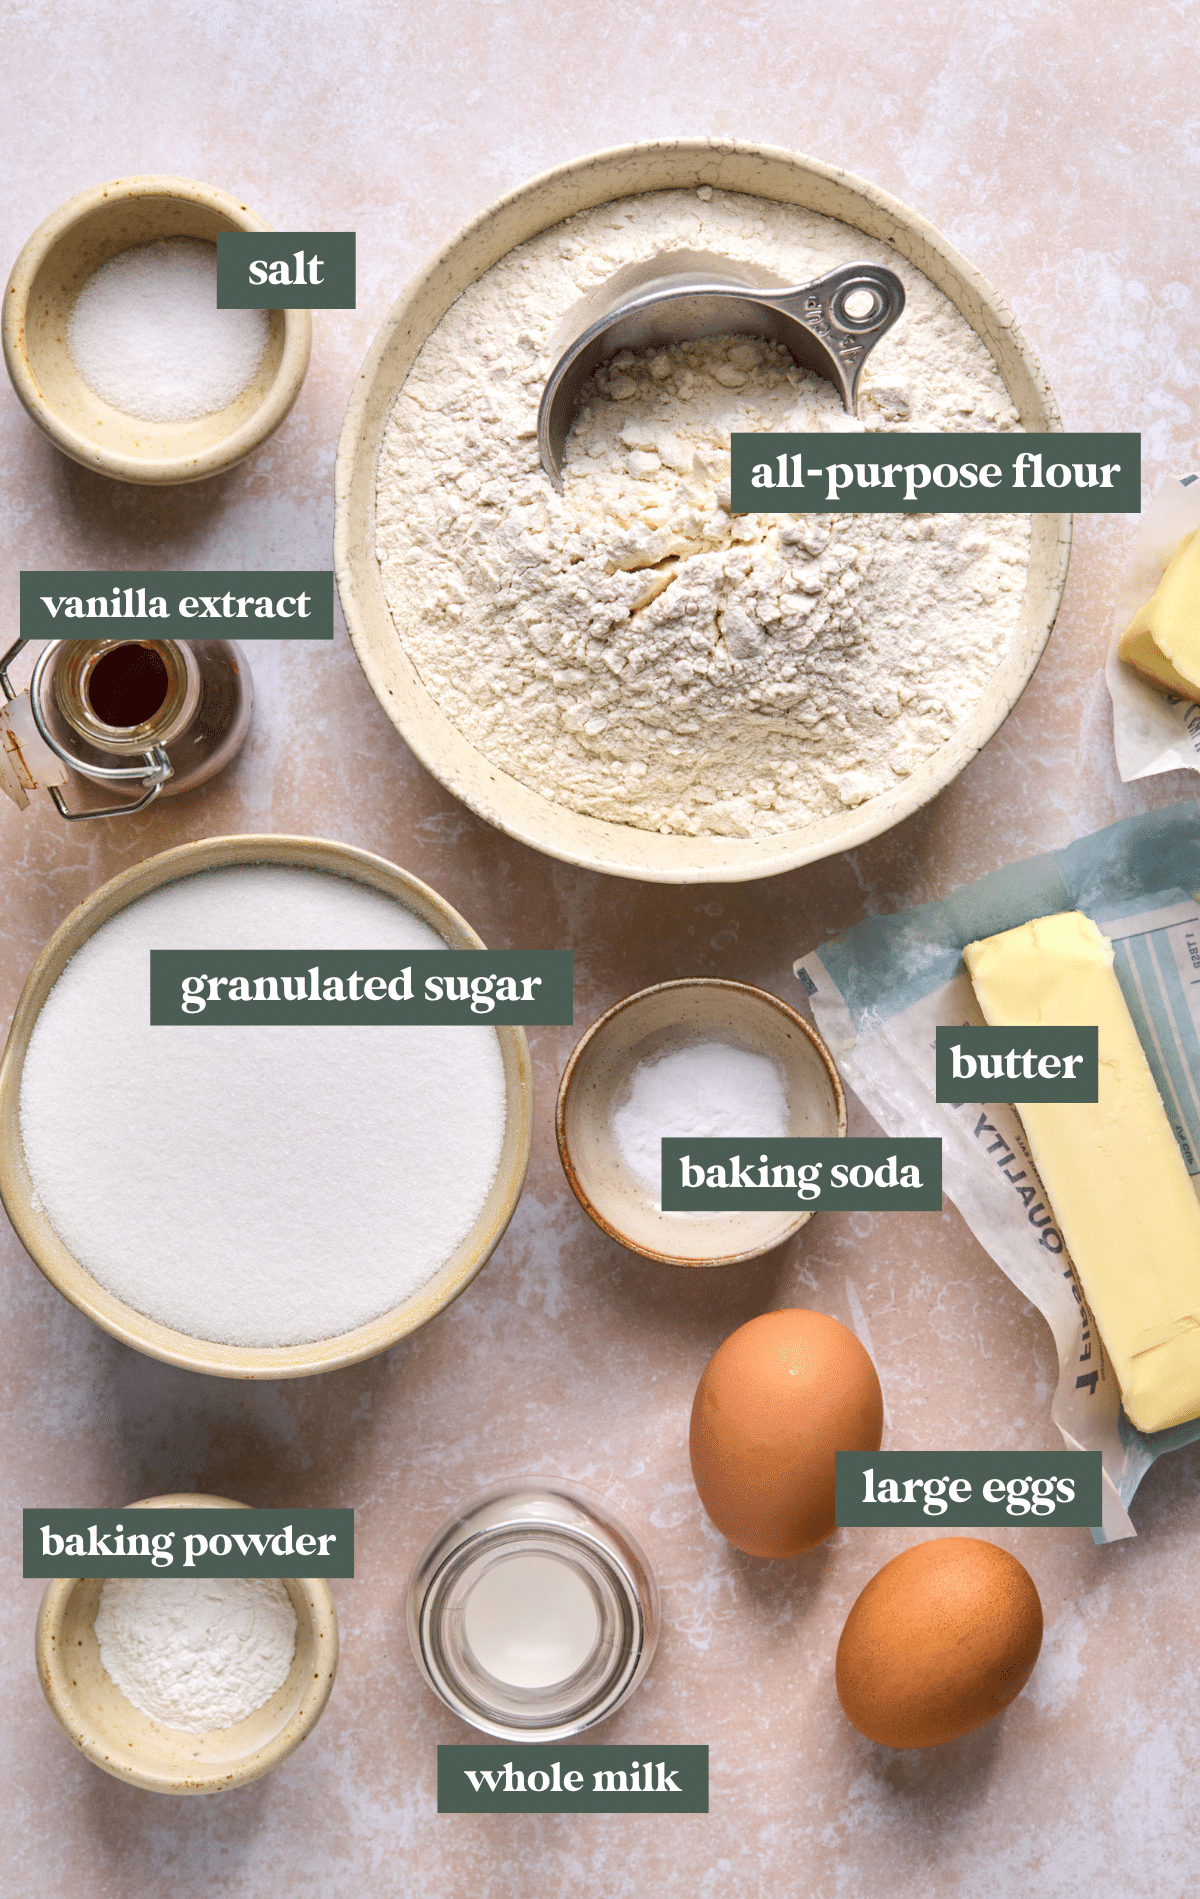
[3,5,1199,1895]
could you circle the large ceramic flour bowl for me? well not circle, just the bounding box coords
[335,139,1070,885]
[0,835,533,1379]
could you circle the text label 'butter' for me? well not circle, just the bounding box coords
[935,1026,1099,1102]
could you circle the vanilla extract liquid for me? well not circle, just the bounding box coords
[85,642,171,728]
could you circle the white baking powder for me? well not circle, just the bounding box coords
[18,866,507,1347]
[611,1039,789,1197]
[376,187,1030,837]
[69,238,268,422]
[94,1575,297,1733]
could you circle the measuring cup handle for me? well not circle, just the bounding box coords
[785,262,905,337]
[770,262,905,412]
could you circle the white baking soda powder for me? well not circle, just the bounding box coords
[68,238,268,422]
[18,866,508,1347]
[94,1575,297,1733]
[611,1039,790,1199]
[462,1552,600,1688]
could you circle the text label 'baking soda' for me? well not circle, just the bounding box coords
[935,1026,1099,1103]
[216,231,356,309]
[834,1453,1102,1529]
[149,949,574,1025]
[20,571,334,640]
[659,1137,942,1211]
[438,1745,709,1813]
[729,432,1141,513]
[24,1509,354,1577]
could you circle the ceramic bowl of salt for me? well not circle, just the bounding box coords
[35,1493,339,1795]
[556,978,846,1266]
[3,175,311,484]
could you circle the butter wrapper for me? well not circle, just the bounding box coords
[1106,475,1200,780]
[796,799,1200,1543]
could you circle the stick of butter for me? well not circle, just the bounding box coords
[1118,526,1200,700]
[963,910,1200,1434]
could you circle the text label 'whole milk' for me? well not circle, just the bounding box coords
[437,1745,709,1813]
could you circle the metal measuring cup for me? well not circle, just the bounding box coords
[537,259,905,490]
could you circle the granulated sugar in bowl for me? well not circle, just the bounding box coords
[336,141,1071,883]
[0,836,533,1378]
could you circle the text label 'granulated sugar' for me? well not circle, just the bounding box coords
[150,950,573,1023]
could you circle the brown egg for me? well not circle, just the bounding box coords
[689,1308,883,1556]
[836,1537,1043,1749]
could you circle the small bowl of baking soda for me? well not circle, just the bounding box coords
[3,175,311,484]
[35,1494,338,1794]
[556,978,846,1266]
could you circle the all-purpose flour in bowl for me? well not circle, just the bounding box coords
[17,865,508,1349]
[375,187,1031,839]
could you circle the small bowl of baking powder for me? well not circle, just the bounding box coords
[3,176,311,484]
[556,978,846,1265]
[35,1494,338,1794]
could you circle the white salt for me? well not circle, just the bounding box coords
[611,1039,789,1199]
[68,238,268,422]
[18,866,508,1347]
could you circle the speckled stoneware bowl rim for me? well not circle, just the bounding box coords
[0,834,533,1379]
[335,136,1072,884]
[555,977,847,1266]
[3,174,312,484]
[35,1493,339,1795]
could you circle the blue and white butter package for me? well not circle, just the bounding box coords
[796,800,1200,1542]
